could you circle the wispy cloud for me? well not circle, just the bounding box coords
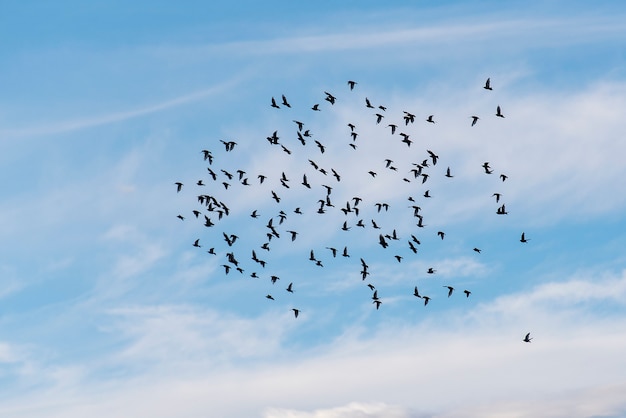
[0,75,247,139]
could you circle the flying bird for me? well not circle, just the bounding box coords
[523,332,533,343]
[496,105,505,118]
[444,286,454,297]
[484,77,493,90]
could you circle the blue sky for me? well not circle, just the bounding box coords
[2,1,626,417]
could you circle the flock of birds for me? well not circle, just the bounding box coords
[175,77,534,343]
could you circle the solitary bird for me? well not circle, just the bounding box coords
[348,80,357,90]
[520,232,530,243]
[496,105,505,118]
[463,290,471,298]
[471,115,480,126]
[523,332,533,343]
[292,308,300,318]
[174,182,183,192]
[484,77,493,90]
[444,286,454,297]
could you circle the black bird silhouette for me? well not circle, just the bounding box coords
[201,149,213,162]
[324,91,336,105]
[266,294,275,300]
[520,232,530,243]
[193,239,201,248]
[422,296,431,306]
[437,231,445,240]
[445,167,453,178]
[286,282,294,293]
[365,98,374,108]
[342,246,350,257]
[523,332,532,343]
[413,286,421,298]
[292,308,300,318]
[500,174,508,182]
[463,290,471,298]
[293,120,304,131]
[271,97,280,108]
[175,182,183,192]
[444,286,454,297]
[496,105,505,118]
[312,104,320,111]
[375,113,384,124]
[373,300,382,310]
[388,124,397,134]
[287,230,298,241]
[348,80,357,90]
[427,267,436,274]
[426,115,435,123]
[484,77,493,90]
[473,247,481,253]
[482,162,494,174]
[493,193,502,203]
[470,116,480,126]
[177,214,184,220]
[281,94,291,107]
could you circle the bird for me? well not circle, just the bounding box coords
[281,94,291,107]
[523,332,532,343]
[266,294,275,300]
[520,232,530,243]
[292,308,300,318]
[174,182,183,192]
[193,239,201,248]
[445,167,453,178]
[324,91,336,105]
[426,115,435,123]
[470,115,480,126]
[286,282,294,293]
[427,267,436,274]
[311,104,320,111]
[437,231,445,240]
[373,300,382,310]
[473,248,481,253]
[348,80,357,90]
[413,286,421,298]
[444,286,454,297]
[463,290,471,298]
[271,97,280,108]
[484,77,493,90]
[365,98,374,108]
[496,105,505,118]
[422,296,431,306]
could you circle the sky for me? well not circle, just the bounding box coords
[2,1,626,417]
